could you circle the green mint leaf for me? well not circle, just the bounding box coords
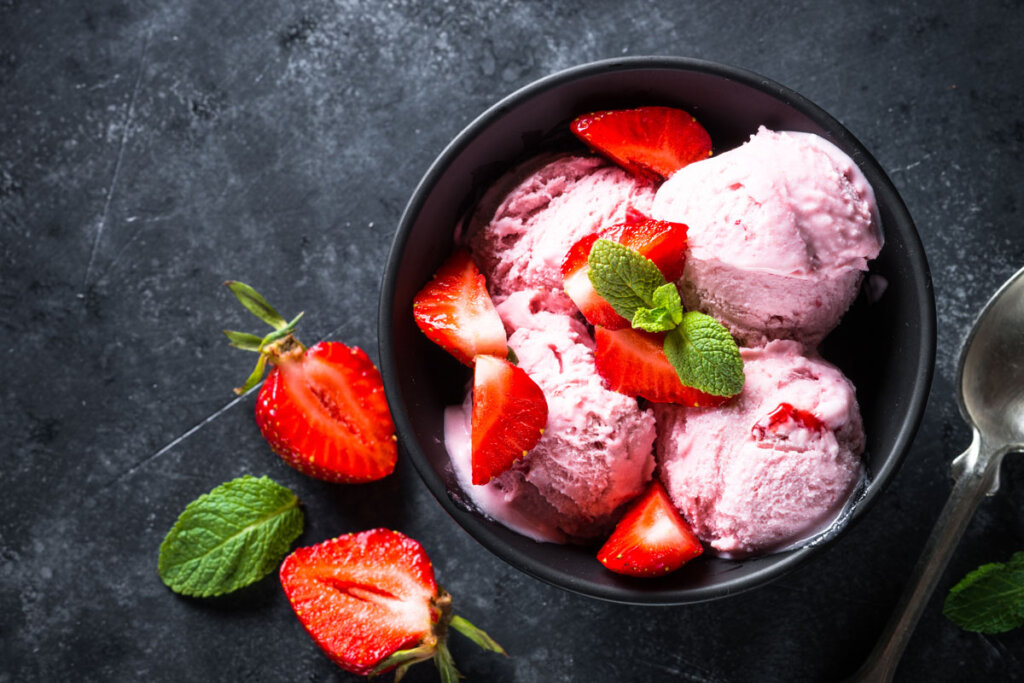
[587,239,667,322]
[158,475,303,597]
[632,307,677,332]
[663,312,744,397]
[651,283,684,325]
[225,281,288,330]
[943,551,1024,633]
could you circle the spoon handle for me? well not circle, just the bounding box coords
[847,433,1003,682]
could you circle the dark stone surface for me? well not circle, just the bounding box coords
[2,1,1022,681]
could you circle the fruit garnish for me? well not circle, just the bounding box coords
[471,354,548,485]
[280,529,505,679]
[586,240,744,399]
[561,219,688,329]
[751,402,825,440]
[597,480,703,577]
[594,327,729,407]
[223,281,396,483]
[158,476,304,597]
[570,106,712,180]
[413,249,508,366]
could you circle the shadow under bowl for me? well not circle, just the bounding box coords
[379,57,936,605]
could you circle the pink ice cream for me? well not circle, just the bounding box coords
[651,127,881,346]
[468,153,656,316]
[445,295,656,541]
[656,340,865,556]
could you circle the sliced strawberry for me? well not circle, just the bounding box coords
[594,326,729,407]
[752,402,825,440]
[471,355,548,485]
[224,281,397,484]
[256,341,397,483]
[280,529,504,678]
[598,480,703,577]
[571,106,712,180]
[561,219,688,329]
[413,249,508,366]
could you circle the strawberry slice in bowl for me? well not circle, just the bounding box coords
[598,480,703,577]
[280,529,504,678]
[413,248,508,366]
[571,105,712,180]
[561,218,688,330]
[471,354,548,485]
[594,326,730,407]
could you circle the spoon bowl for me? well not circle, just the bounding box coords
[851,265,1024,681]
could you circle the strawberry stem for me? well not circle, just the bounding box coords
[224,281,308,394]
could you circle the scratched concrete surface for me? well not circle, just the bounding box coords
[2,0,1023,681]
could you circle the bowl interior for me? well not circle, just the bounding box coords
[380,57,935,604]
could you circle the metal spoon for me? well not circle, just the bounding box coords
[849,265,1024,682]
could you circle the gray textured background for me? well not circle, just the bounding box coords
[2,0,1023,681]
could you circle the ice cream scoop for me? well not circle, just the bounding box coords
[849,265,1024,682]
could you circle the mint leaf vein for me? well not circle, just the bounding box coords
[944,551,1024,633]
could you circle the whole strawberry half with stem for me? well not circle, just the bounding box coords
[561,218,688,329]
[571,106,712,180]
[597,480,703,577]
[224,281,396,483]
[413,249,508,366]
[280,529,505,679]
[594,326,729,407]
[471,354,548,485]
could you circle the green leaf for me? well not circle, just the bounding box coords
[235,353,268,395]
[260,311,305,347]
[223,329,264,352]
[944,551,1024,633]
[632,307,677,332]
[663,312,745,397]
[225,281,288,330]
[450,615,507,655]
[587,239,667,322]
[157,476,303,597]
[651,283,684,325]
[432,641,462,683]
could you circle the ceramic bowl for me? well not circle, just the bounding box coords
[379,57,935,604]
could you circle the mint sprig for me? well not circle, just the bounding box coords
[587,239,744,397]
[158,475,304,597]
[943,551,1024,633]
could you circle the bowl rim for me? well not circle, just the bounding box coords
[379,55,936,605]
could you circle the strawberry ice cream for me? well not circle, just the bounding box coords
[656,340,865,556]
[651,127,881,346]
[445,295,656,541]
[468,154,656,317]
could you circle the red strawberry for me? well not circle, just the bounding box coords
[594,326,730,407]
[752,402,825,440]
[413,249,508,366]
[471,354,548,485]
[597,480,703,577]
[571,106,712,180]
[224,281,396,483]
[280,529,505,678]
[561,219,688,329]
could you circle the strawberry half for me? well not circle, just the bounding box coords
[597,480,703,577]
[571,106,712,180]
[594,326,729,407]
[413,249,508,366]
[280,529,504,678]
[471,354,548,485]
[224,281,396,483]
[561,219,688,329]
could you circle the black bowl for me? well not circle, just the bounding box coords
[379,57,935,604]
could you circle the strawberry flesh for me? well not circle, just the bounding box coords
[752,402,825,440]
[471,355,548,485]
[256,341,397,483]
[280,529,440,676]
[561,219,688,329]
[413,249,508,366]
[594,326,729,407]
[597,480,703,577]
[571,106,712,180]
